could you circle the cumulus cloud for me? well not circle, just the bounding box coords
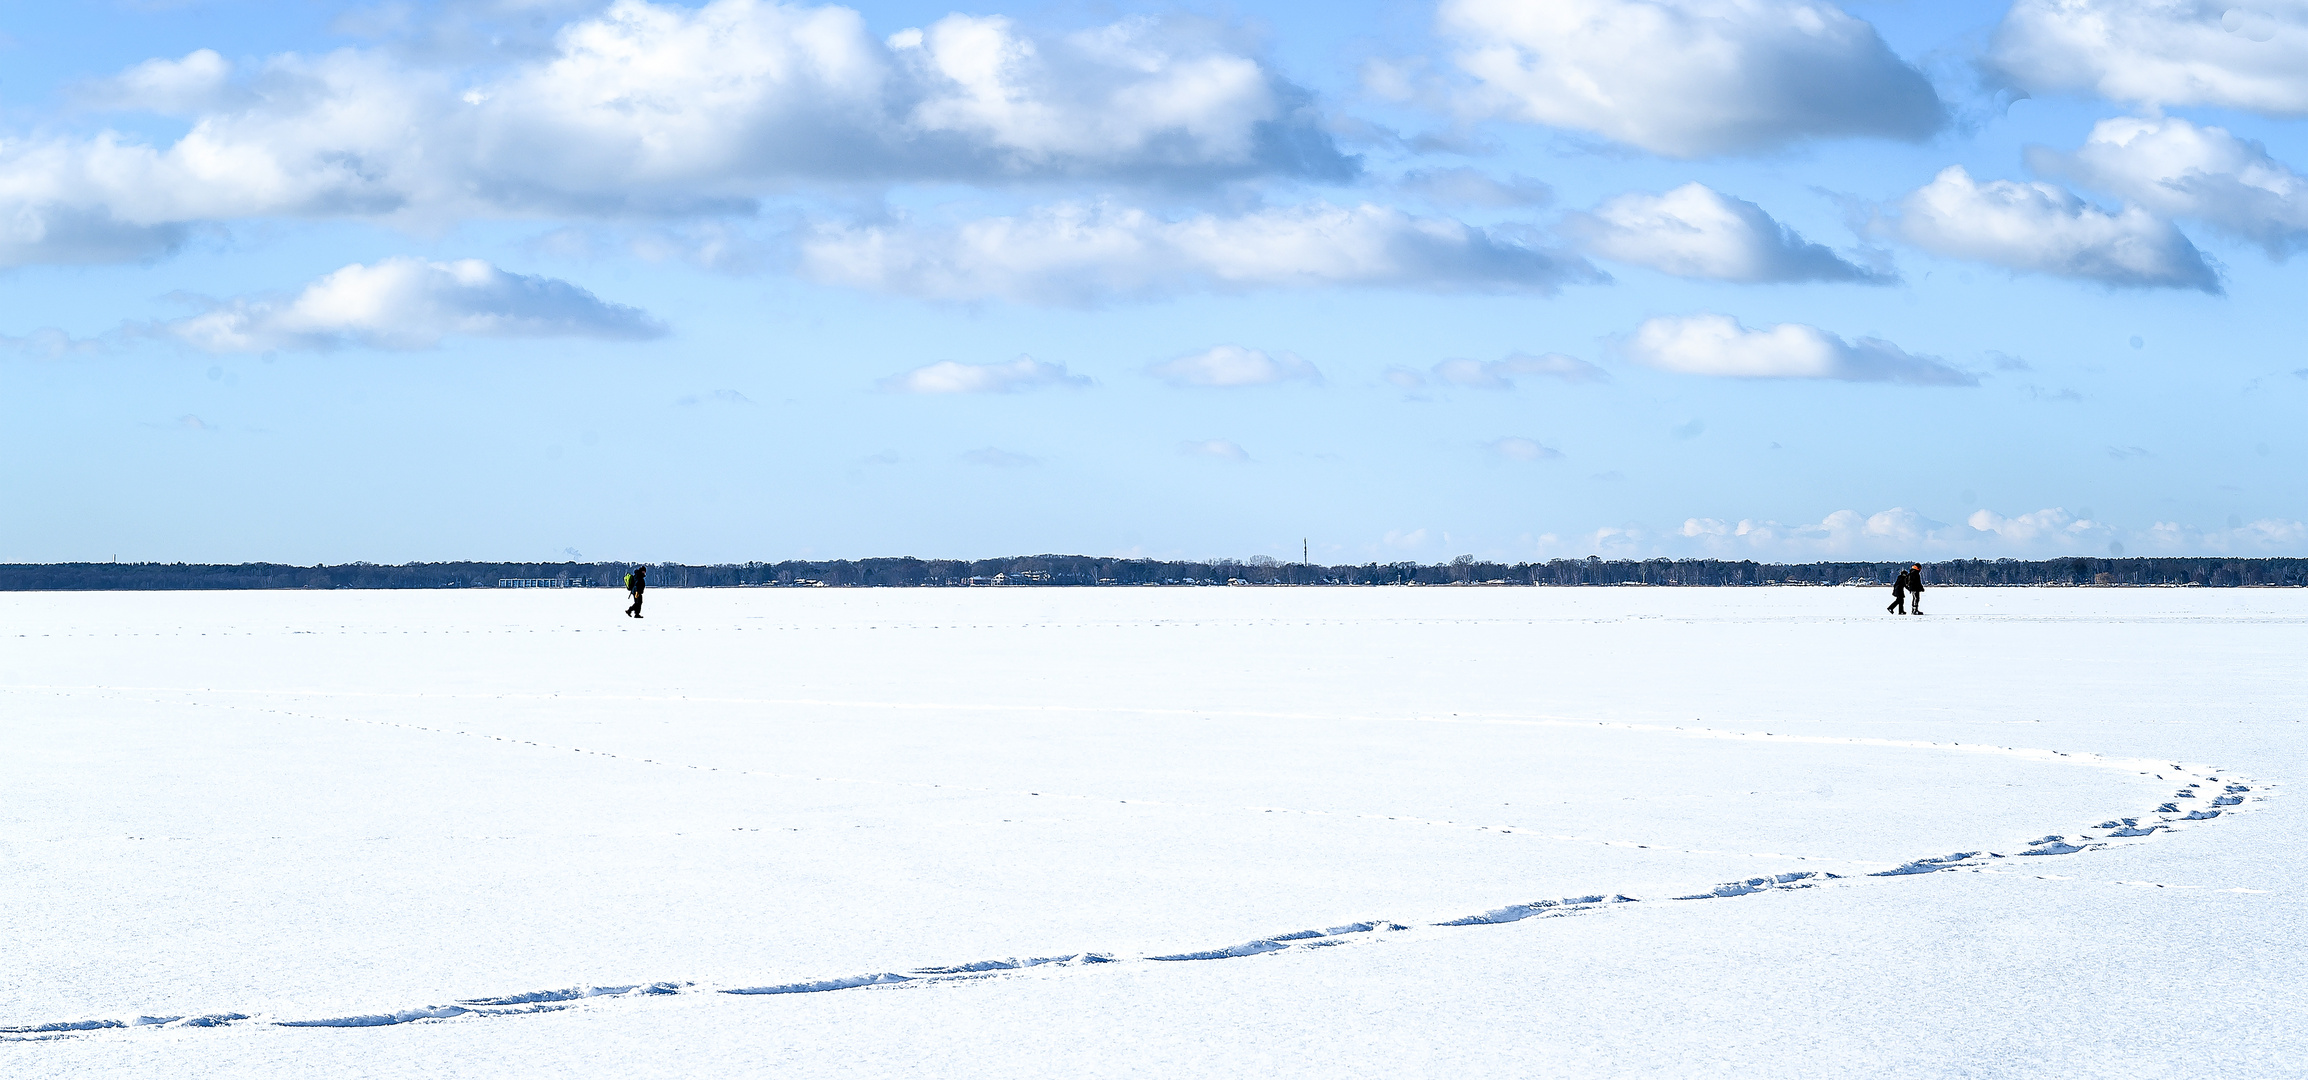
[1382,527,1433,549]
[1535,505,2308,559]
[1890,166,2220,292]
[2140,517,2308,554]
[1676,506,2272,558]
[154,256,665,352]
[1563,183,1887,283]
[1612,506,2055,558]
[2031,116,2308,259]
[885,13,1345,181]
[78,49,239,113]
[1678,507,1961,556]
[1149,345,1319,388]
[801,201,1600,304]
[1178,438,1250,461]
[0,1,1353,266]
[878,356,1090,393]
[1485,436,1562,461]
[1964,507,2118,549]
[1621,314,1975,385]
[1433,0,1944,157]
[1991,1,2308,114]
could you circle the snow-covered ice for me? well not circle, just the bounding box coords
[3,586,2303,1077]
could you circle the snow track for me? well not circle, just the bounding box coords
[4,586,2298,1070]
[1,698,2269,1042]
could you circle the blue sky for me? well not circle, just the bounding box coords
[3,0,2304,565]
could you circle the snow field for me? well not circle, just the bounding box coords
[3,586,2301,1076]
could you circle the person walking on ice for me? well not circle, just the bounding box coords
[1906,563,1924,614]
[1887,566,1908,614]
[624,565,646,618]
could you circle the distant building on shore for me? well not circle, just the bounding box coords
[972,570,1054,586]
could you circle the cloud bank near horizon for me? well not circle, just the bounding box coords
[1513,508,2308,562]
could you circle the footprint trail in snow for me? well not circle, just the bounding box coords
[2,701,2272,1043]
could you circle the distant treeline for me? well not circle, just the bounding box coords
[3,555,2306,590]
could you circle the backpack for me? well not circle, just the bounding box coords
[624,572,635,590]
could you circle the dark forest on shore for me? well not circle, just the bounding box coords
[4,555,2306,590]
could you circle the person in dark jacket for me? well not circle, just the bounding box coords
[1906,563,1924,614]
[1887,567,1908,614]
[624,565,646,618]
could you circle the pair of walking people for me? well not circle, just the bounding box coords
[1887,563,1924,615]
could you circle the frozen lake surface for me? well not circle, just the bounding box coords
[4,586,2303,1077]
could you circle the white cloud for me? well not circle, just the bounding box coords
[1890,166,2219,292]
[1419,352,1608,389]
[1965,507,2114,547]
[1621,314,1976,385]
[1578,506,2055,559]
[79,49,238,113]
[878,356,1090,394]
[1678,507,1959,557]
[1150,345,1319,388]
[1178,438,1249,461]
[156,256,665,352]
[474,4,1344,193]
[1531,505,2308,560]
[1991,1,2308,114]
[2,49,438,241]
[1382,527,1433,550]
[1433,0,1943,157]
[0,1,1352,266]
[804,201,1600,304]
[887,13,1333,179]
[1916,507,2308,557]
[1564,183,1887,283]
[2030,115,2308,258]
[2141,517,2308,554]
[1485,436,1562,461]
